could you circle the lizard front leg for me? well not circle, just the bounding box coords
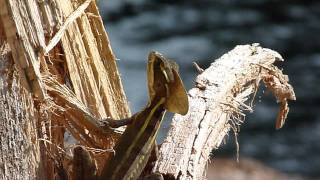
[100,113,138,129]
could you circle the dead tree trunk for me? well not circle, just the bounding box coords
[0,0,130,179]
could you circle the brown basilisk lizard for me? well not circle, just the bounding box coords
[99,51,189,180]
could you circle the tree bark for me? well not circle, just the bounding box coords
[0,28,40,179]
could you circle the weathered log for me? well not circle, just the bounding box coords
[153,44,295,179]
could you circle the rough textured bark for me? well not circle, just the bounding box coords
[153,44,295,179]
[0,32,40,179]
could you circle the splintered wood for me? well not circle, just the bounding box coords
[153,44,296,179]
[0,0,47,99]
[0,0,131,178]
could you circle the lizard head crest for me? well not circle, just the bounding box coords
[147,51,189,115]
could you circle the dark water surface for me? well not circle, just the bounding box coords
[99,0,320,177]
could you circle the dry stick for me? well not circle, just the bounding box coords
[153,44,296,179]
[44,0,93,53]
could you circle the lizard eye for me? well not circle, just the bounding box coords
[160,62,174,83]
[161,68,170,83]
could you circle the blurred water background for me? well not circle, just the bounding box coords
[98,0,320,178]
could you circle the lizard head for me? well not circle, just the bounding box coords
[147,51,189,115]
